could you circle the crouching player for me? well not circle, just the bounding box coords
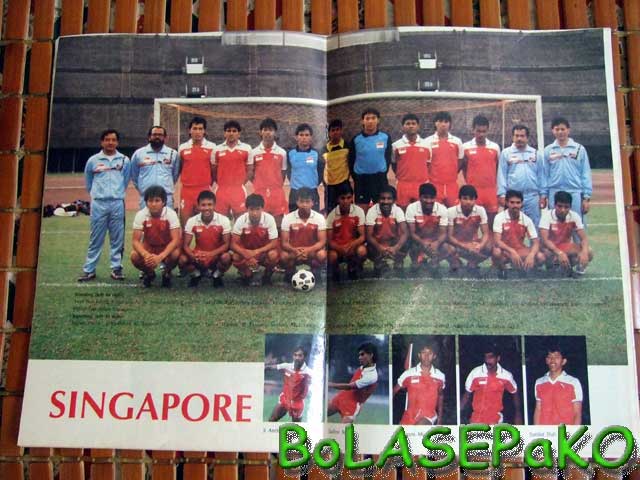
[446,185,491,275]
[539,191,592,275]
[366,185,409,277]
[405,183,449,276]
[492,189,545,278]
[231,193,280,286]
[131,186,182,287]
[280,187,327,283]
[180,190,232,288]
[326,183,367,282]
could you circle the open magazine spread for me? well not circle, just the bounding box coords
[19,28,639,457]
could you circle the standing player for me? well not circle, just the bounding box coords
[265,346,312,422]
[394,343,445,425]
[533,346,583,425]
[287,123,324,212]
[348,108,392,211]
[492,189,545,277]
[543,117,592,220]
[461,115,501,227]
[131,126,180,208]
[179,191,232,288]
[497,125,547,227]
[539,191,592,275]
[78,129,130,282]
[177,117,216,226]
[326,183,367,282]
[247,118,288,227]
[231,193,280,286]
[212,120,252,218]
[391,113,431,208]
[460,346,522,424]
[405,183,449,276]
[365,185,409,277]
[327,342,379,424]
[424,111,464,207]
[323,119,351,212]
[130,186,182,287]
[446,185,491,275]
[280,187,327,283]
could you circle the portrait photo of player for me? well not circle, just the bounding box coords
[525,336,590,425]
[391,335,456,425]
[263,334,325,423]
[327,335,389,424]
[459,336,524,425]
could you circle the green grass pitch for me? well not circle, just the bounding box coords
[29,203,627,365]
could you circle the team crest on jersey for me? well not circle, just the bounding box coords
[469,150,477,155]
[549,152,562,160]
[218,151,227,157]
[410,377,420,383]
[306,156,314,163]
[255,155,263,162]
[114,163,123,171]
[376,142,385,149]
[184,149,192,155]
[334,220,342,228]
[568,152,577,159]
[94,163,108,172]
[399,149,407,155]
[291,224,300,230]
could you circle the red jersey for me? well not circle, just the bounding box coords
[425,133,464,184]
[179,139,215,187]
[249,142,287,191]
[392,135,431,183]
[405,200,448,240]
[133,206,180,247]
[365,203,406,245]
[465,364,517,424]
[326,204,366,246]
[232,211,279,250]
[277,362,312,405]
[463,138,500,189]
[493,210,537,249]
[535,371,583,425]
[281,210,326,248]
[447,205,488,243]
[539,209,583,246]
[349,365,379,404]
[397,365,445,423]
[214,141,251,187]
[184,212,231,251]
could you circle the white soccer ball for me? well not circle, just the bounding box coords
[291,269,315,291]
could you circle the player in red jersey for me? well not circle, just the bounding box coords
[265,346,312,422]
[280,187,327,283]
[392,113,431,208]
[460,345,522,425]
[366,185,409,277]
[130,185,182,288]
[424,111,464,207]
[492,189,545,278]
[446,185,491,275]
[394,343,445,425]
[405,183,450,276]
[231,193,280,286]
[178,116,216,226]
[533,346,583,425]
[461,115,501,228]
[326,183,367,282]
[327,342,379,423]
[539,190,592,276]
[212,120,252,218]
[247,118,288,227]
[179,190,232,288]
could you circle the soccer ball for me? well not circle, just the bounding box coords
[291,269,315,291]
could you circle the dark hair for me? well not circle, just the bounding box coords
[295,123,313,136]
[505,189,523,201]
[224,120,242,132]
[189,116,207,130]
[296,187,314,201]
[546,344,566,358]
[336,182,354,197]
[259,118,278,131]
[434,111,452,123]
[483,344,501,357]
[293,346,307,358]
[472,115,490,128]
[361,108,381,119]
[418,342,438,356]
[358,342,378,363]
[402,113,420,125]
[379,185,397,201]
[419,183,437,197]
[245,193,265,209]
[459,185,478,199]
[147,125,167,136]
[100,129,120,141]
[197,190,216,203]
[554,190,573,206]
[551,117,570,129]
[328,119,343,130]
[143,185,167,204]
[512,124,529,137]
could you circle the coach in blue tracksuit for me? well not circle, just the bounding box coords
[543,117,592,220]
[78,129,131,282]
[497,124,547,227]
[130,125,180,208]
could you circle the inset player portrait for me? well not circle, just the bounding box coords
[392,335,456,425]
[263,334,325,423]
[525,336,590,425]
[459,335,524,425]
[326,335,389,425]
